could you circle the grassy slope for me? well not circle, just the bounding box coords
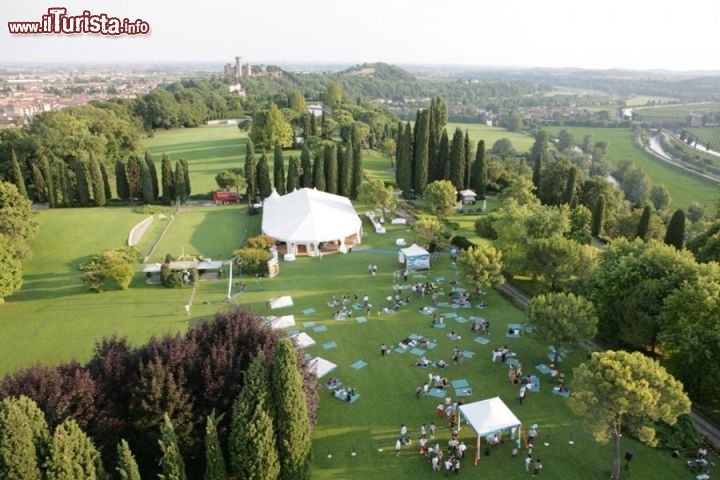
[448,123,534,152]
[544,126,719,210]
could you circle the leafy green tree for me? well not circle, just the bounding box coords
[413,216,450,252]
[289,91,307,114]
[31,165,47,203]
[323,143,338,194]
[286,157,300,193]
[144,152,159,200]
[423,180,456,216]
[160,155,175,204]
[299,144,312,188]
[116,439,141,480]
[457,246,504,292]
[650,184,671,210]
[620,166,651,205]
[448,128,465,190]
[470,140,487,198]
[312,154,325,191]
[250,103,293,149]
[9,151,27,199]
[664,209,685,250]
[591,194,605,237]
[497,174,536,206]
[244,139,257,202]
[557,129,576,152]
[396,123,413,195]
[272,339,312,480]
[525,236,593,292]
[215,169,246,194]
[325,82,343,105]
[529,293,598,362]
[568,205,593,245]
[74,161,91,207]
[636,205,652,240]
[273,142,286,195]
[436,129,449,181]
[571,351,691,480]
[140,162,154,204]
[380,138,396,159]
[0,395,49,480]
[357,179,395,210]
[687,220,720,263]
[115,160,130,200]
[230,353,279,480]
[256,154,272,198]
[204,411,227,480]
[350,137,363,199]
[174,162,187,203]
[157,414,186,480]
[413,110,429,193]
[530,130,549,163]
[126,155,143,200]
[0,181,37,256]
[45,418,103,480]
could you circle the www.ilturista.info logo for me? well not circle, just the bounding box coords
[8,8,150,35]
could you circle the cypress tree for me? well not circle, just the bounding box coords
[115,160,130,201]
[0,396,49,480]
[562,167,577,205]
[463,130,473,189]
[413,110,429,194]
[60,163,74,207]
[126,155,143,200]
[175,161,188,203]
[230,353,279,480]
[100,162,112,201]
[204,412,227,480]
[141,162,154,204]
[41,157,56,207]
[10,150,27,199]
[273,141,286,195]
[286,157,300,193]
[45,419,102,480]
[394,123,405,188]
[144,151,159,200]
[470,140,487,199]
[245,139,257,202]
[427,102,438,182]
[664,209,686,250]
[351,138,363,199]
[31,165,47,203]
[591,194,605,237]
[312,154,325,191]
[397,123,413,195]
[436,129,450,181]
[636,205,652,241]
[157,414,186,480]
[272,338,312,480]
[323,143,338,194]
[320,111,327,138]
[310,113,317,136]
[256,154,272,198]
[339,141,353,197]
[161,154,175,204]
[116,439,141,480]
[74,161,91,207]
[300,144,313,188]
[449,128,465,190]
[90,157,106,206]
[179,159,191,197]
[532,153,543,192]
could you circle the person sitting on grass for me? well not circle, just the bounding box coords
[325,377,340,388]
[448,331,461,341]
[436,359,448,369]
[415,356,431,368]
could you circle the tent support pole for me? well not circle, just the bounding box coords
[475,435,480,466]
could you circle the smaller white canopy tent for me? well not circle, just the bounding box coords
[398,243,431,271]
[459,189,477,205]
[459,397,522,465]
[307,357,337,379]
[290,332,316,348]
[265,315,296,330]
[268,296,294,310]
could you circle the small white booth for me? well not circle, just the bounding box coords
[308,357,337,379]
[459,189,478,205]
[398,243,431,271]
[267,296,294,310]
[459,396,522,465]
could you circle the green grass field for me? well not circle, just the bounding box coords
[544,126,719,211]
[635,102,720,120]
[448,123,534,153]
[625,96,677,107]
[687,127,720,152]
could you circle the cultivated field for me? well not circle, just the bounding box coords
[448,123,534,153]
[635,102,720,121]
[687,127,720,152]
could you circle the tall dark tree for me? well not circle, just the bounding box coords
[532,153,543,192]
[463,130,473,189]
[126,155,143,200]
[179,159,191,198]
[396,123,412,194]
[45,419,103,480]
[394,121,403,169]
[100,162,112,201]
[636,205,652,241]
[157,414,186,480]
[9,150,27,199]
[41,157,56,207]
[60,162,74,207]
[562,167,577,205]
[204,411,227,480]
[312,154,325,191]
[286,157,300,193]
[591,194,605,237]
[427,102,438,182]
[299,144,312,188]
[470,140,487,199]
[449,128,465,190]
[273,141,286,195]
[256,154,272,198]
[323,143,338,194]
[339,141,353,197]
[436,129,450,181]
[413,110,430,194]
[74,161,91,207]
[31,165,47,203]
[175,161,188,203]
[309,113,317,136]
[0,396,48,480]
[144,152,159,200]
[272,339,312,480]
[116,439,141,480]
[664,209,686,250]
[90,157,106,206]
[530,129,549,161]
[350,137,363,199]
[245,139,257,202]
[161,154,175,204]
[140,162,154,204]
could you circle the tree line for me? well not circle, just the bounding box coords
[0,181,37,303]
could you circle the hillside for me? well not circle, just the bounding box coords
[342,62,416,81]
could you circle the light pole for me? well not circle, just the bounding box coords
[226,255,242,302]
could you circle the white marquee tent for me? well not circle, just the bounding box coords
[265,315,296,330]
[268,296,294,310]
[290,332,316,348]
[262,188,362,257]
[398,243,431,271]
[459,396,523,465]
[307,357,337,379]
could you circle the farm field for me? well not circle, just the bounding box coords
[625,95,677,107]
[544,126,719,211]
[448,123,534,153]
[635,102,720,121]
[687,127,720,152]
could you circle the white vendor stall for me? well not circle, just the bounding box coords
[398,243,431,271]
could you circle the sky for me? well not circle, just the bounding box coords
[2,0,720,71]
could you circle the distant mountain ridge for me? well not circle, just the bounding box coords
[341,62,415,81]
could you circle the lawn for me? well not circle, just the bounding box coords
[544,126,719,211]
[448,123,534,153]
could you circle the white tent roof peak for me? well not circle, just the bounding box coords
[459,189,477,197]
[400,243,429,257]
[262,188,361,244]
[268,188,280,199]
[459,396,522,437]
